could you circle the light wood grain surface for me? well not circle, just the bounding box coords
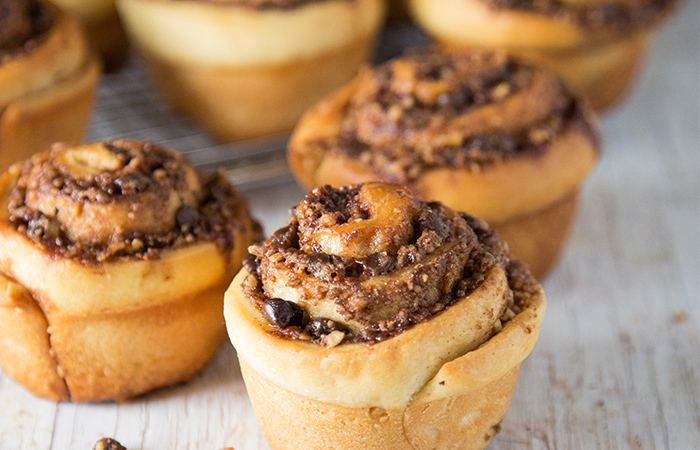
[1,2,698,449]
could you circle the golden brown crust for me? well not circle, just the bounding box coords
[503,30,650,110]
[224,182,545,448]
[141,35,377,141]
[0,1,100,173]
[118,0,385,140]
[0,141,261,401]
[50,280,230,401]
[240,359,520,450]
[493,190,579,279]
[0,273,69,400]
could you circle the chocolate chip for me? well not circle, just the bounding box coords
[362,252,395,275]
[176,205,200,228]
[416,209,449,240]
[264,298,304,328]
[242,254,259,274]
[344,263,364,278]
[307,318,338,338]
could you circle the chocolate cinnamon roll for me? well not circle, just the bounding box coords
[406,0,678,109]
[0,0,100,174]
[116,0,386,140]
[0,140,261,401]
[289,49,598,278]
[224,182,546,450]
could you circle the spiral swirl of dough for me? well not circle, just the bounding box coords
[296,182,419,258]
[247,182,515,341]
[290,50,597,188]
[342,50,590,175]
[2,139,257,266]
[15,140,202,245]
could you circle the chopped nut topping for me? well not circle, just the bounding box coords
[326,50,596,184]
[242,183,536,346]
[323,330,346,348]
[5,140,260,265]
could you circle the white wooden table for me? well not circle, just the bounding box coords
[1,2,698,448]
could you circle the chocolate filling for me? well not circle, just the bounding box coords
[0,0,52,60]
[485,0,677,31]
[242,185,536,345]
[5,141,261,265]
[20,141,193,204]
[325,50,597,184]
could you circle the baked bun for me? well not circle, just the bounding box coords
[50,0,129,71]
[0,0,100,173]
[288,49,598,278]
[406,0,678,109]
[116,0,386,141]
[0,139,261,401]
[225,182,546,450]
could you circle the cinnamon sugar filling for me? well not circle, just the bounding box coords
[316,50,597,183]
[4,140,259,265]
[243,183,538,345]
[484,0,677,31]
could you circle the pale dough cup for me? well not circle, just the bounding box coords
[117,0,386,141]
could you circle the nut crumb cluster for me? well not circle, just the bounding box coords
[242,184,537,345]
[5,141,258,264]
[320,50,596,183]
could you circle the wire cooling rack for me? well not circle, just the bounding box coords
[86,25,428,190]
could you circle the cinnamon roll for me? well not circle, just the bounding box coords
[116,0,386,141]
[0,0,100,174]
[406,0,678,109]
[50,0,129,72]
[0,139,261,401]
[288,49,598,278]
[225,182,545,450]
